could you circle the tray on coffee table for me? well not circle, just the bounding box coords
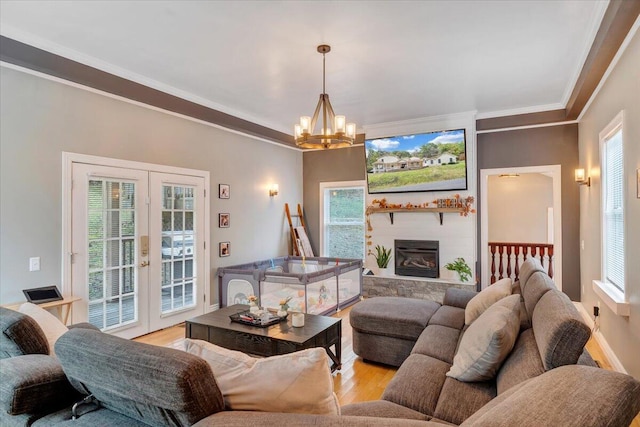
[229,310,286,328]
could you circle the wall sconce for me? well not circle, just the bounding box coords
[575,169,590,187]
[269,184,279,197]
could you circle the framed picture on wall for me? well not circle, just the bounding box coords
[219,184,230,199]
[219,241,230,257]
[219,213,230,228]
[637,169,639,198]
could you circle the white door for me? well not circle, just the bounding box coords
[149,173,205,331]
[71,163,206,338]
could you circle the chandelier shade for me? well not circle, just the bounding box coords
[294,45,356,149]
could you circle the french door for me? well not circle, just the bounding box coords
[71,163,206,338]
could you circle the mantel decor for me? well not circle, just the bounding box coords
[365,195,476,230]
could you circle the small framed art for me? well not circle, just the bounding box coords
[219,213,230,228]
[637,169,639,198]
[219,241,230,257]
[219,184,230,199]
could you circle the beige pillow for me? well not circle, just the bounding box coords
[184,339,339,415]
[18,302,69,357]
[465,277,512,325]
[447,294,520,382]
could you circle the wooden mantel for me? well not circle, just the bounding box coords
[366,206,465,227]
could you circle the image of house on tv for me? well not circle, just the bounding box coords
[372,152,458,173]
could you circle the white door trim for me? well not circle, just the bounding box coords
[480,165,562,290]
[62,152,211,313]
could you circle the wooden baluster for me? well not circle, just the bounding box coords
[490,244,497,284]
[506,245,512,281]
[498,245,504,280]
[547,245,554,279]
[530,246,537,263]
[539,246,545,271]
[514,245,521,282]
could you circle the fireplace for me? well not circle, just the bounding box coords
[395,240,439,278]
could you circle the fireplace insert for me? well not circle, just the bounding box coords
[395,240,439,278]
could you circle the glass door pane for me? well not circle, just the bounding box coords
[161,184,196,313]
[323,186,365,260]
[87,179,138,329]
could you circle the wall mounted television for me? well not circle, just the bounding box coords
[365,128,468,194]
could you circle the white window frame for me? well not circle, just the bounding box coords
[319,180,366,260]
[592,111,629,316]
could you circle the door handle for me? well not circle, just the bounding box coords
[140,261,150,267]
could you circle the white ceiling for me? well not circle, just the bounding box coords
[0,1,608,136]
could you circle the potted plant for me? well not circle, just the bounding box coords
[373,245,392,276]
[445,257,472,282]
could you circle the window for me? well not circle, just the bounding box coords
[320,181,365,260]
[601,113,625,292]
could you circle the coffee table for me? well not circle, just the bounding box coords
[186,304,342,371]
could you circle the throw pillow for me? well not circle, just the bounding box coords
[184,339,340,415]
[447,294,520,382]
[465,277,512,325]
[18,302,69,357]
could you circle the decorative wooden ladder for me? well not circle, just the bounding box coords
[285,203,311,256]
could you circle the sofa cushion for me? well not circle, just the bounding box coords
[442,288,478,309]
[0,307,49,358]
[56,328,224,427]
[350,297,440,341]
[522,271,555,322]
[341,400,429,421]
[381,354,450,416]
[18,303,68,357]
[517,256,545,291]
[433,377,495,425]
[495,328,544,394]
[448,295,520,382]
[464,278,511,325]
[460,365,640,427]
[531,290,591,370]
[0,354,77,415]
[184,339,339,415]
[411,325,461,364]
[428,305,465,330]
[511,281,531,331]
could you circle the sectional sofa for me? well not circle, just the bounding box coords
[1,259,639,426]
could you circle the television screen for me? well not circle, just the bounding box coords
[365,128,467,194]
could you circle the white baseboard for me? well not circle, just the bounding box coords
[574,302,627,374]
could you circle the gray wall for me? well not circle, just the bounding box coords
[578,29,640,379]
[0,67,302,305]
[302,146,366,255]
[477,124,580,300]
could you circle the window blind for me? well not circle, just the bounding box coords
[603,130,624,291]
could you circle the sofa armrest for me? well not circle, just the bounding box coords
[68,322,101,331]
[460,365,640,427]
[0,354,78,415]
[443,288,477,309]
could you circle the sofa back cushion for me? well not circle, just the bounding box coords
[56,329,224,427]
[517,257,546,292]
[495,329,544,394]
[531,290,591,370]
[0,307,49,358]
[522,271,555,322]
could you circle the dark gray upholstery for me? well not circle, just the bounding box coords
[194,412,442,426]
[433,378,495,425]
[0,307,49,358]
[522,271,554,322]
[495,329,544,394]
[381,354,450,416]
[516,256,545,292]
[442,288,477,309]
[531,290,591,370]
[55,328,225,427]
[341,400,429,420]
[350,297,440,340]
[460,365,640,427]
[0,354,78,415]
[351,297,441,366]
[427,306,465,330]
[411,325,461,364]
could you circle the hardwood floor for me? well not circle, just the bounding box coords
[134,305,639,425]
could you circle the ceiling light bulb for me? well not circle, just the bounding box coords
[346,123,356,138]
[300,116,311,133]
[335,115,346,133]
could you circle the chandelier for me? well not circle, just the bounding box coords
[294,45,356,149]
